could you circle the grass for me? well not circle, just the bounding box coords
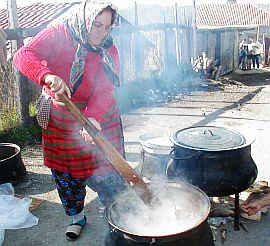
[0,124,42,146]
[0,102,42,146]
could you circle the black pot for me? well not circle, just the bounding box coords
[167,126,258,197]
[105,181,214,246]
[105,220,213,246]
[0,143,26,184]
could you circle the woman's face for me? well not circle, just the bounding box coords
[88,10,112,46]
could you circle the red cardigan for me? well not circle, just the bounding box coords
[13,23,120,123]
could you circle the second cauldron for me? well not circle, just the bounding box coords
[167,126,258,197]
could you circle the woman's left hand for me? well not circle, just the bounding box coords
[79,117,101,143]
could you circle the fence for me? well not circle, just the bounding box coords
[0,21,194,130]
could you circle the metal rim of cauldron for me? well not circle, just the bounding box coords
[104,181,211,242]
[170,126,255,152]
[0,143,26,184]
[0,143,21,163]
[107,220,212,244]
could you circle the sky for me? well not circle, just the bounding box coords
[0,0,267,9]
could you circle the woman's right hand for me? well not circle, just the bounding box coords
[79,117,101,143]
[43,74,71,100]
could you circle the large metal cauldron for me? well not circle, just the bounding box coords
[0,143,26,184]
[167,126,258,197]
[105,181,214,246]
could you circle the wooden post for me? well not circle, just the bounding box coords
[234,30,240,70]
[256,26,260,41]
[134,2,141,80]
[163,11,168,71]
[261,33,265,67]
[118,17,124,83]
[7,0,30,127]
[174,3,180,65]
[192,0,197,60]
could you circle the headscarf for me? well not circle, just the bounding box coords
[66,0,120,92]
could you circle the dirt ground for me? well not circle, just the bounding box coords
[2,68,270,245]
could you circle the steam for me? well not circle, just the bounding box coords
[108,182,208,237]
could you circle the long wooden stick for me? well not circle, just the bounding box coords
[59,94,156,205]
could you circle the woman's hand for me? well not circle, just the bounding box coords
[43,74,71,100]
[79,117,102,143]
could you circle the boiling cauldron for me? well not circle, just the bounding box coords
[105,181,214,246]
[167,126,258,197]
[0,143,26,184]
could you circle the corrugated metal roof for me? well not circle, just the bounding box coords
[196,4,270,29]
[0,2,79,29]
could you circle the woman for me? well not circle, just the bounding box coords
[13,0,127,241]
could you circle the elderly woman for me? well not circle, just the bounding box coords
[13,0,127,241]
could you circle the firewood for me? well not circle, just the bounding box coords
[262,187,270,194]
[244,192,263,203]
[261,206,269,214]
[245,181,269,193]
[241,211,261,221]
[219,222,226,244]
[210,203,234,217]
[257,181,268,187]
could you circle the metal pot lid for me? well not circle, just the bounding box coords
[171,126,246,150]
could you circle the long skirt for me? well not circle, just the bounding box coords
[42,101,125,178]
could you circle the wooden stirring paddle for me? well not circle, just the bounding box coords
[58,94,158,206]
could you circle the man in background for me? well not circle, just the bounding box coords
[250,37,261,70]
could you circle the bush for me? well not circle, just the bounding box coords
[0,123,42,147]
[0,103,41,146]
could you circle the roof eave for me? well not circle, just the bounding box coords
[196,24,266,30]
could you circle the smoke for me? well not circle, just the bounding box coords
[108,181,209,237]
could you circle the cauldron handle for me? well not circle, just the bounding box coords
[109,228,118,240]
[169,148,201,160]
[204,129,214,136]
[150,238,157,246]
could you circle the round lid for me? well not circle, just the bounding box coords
[139,131,173,149]
[171,126,246,151]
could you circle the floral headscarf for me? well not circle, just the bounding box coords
[66,0,119,92]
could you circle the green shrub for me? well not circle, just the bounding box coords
[0,103,41,146]
[0,108,19,131]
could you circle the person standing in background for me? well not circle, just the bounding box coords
[238,38,248,70]
[250,37,261,70]
[13,0,127,241]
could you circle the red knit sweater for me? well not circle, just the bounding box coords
[13,23,120,123]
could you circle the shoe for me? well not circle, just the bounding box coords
[66,215,87,241]
[256,68,259,71]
